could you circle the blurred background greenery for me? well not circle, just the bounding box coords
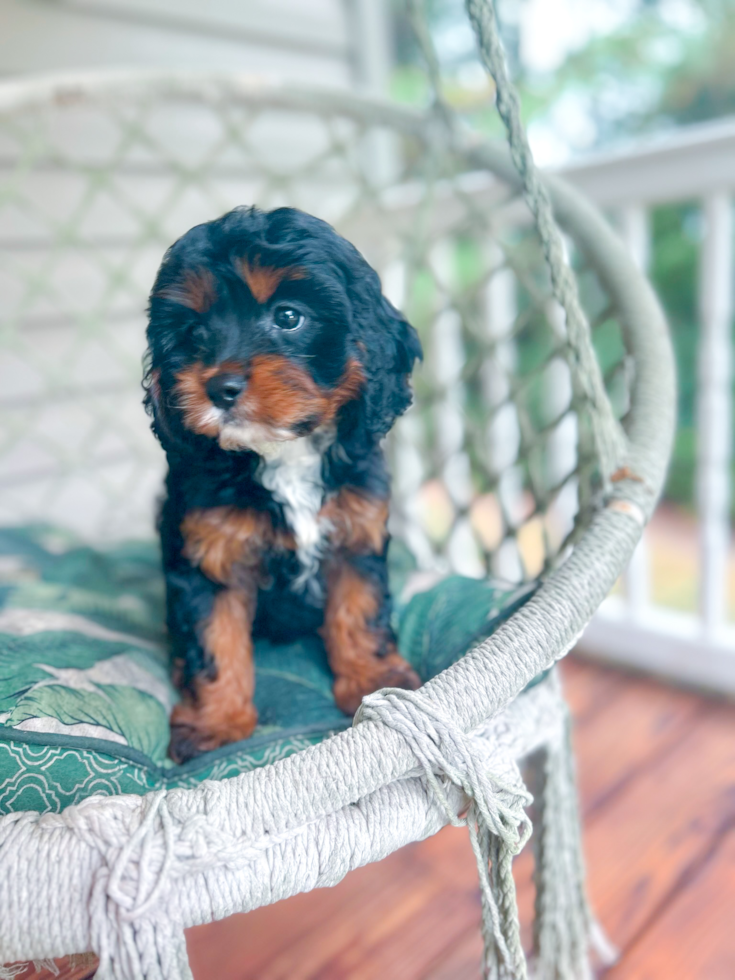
[389,0,735,517]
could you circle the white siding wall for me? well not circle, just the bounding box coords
[0,0,367,86]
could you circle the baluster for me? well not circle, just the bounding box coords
[384,257,436,570]
[539,231,578,572]
[349,0,400,194]
[483,243,523,581]
[620,205,652,617]
[697,193,733,635]
[350,0,391,94]
[430,238,482,576]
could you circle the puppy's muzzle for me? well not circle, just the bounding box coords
[206,371,246,409]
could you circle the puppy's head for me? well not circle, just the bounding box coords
[144,206,422,455]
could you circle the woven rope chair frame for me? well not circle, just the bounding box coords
[0,66,674,980]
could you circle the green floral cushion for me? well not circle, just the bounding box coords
[0,526,535,814]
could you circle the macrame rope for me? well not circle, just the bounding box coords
[462,0,626,484]
[30,789,326,978]
[0,955,98,980]
[406,0,626,485]
[0,965,45,980]
[532,714,618,980]
[355,688,532,978]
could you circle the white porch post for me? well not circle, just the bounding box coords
[483,245,524,581]
[697,192,733,636]
[349,0,391,93]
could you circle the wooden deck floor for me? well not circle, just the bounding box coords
[7,656,735,979]
[185,656,735,980]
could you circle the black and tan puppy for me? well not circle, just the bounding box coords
[144,206,423,762]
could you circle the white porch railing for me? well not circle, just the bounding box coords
[557,117,735,693]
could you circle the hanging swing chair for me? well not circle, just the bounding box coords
[0,1,674,978]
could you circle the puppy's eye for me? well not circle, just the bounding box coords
[273,306,304,331]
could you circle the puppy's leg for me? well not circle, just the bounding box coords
[165,562,259,763]
[322,556,420,715]
[166,505,281,761]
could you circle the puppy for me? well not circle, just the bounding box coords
[144,206,423,763]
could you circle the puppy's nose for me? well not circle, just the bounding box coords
[206,372,246,409]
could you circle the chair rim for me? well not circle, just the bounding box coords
[0,69,675,820]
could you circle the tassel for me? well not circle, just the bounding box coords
[355,688,533,979]
[532,710,617,979]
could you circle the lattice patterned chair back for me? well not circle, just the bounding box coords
[1,74,629,583]
[0,9,674,976]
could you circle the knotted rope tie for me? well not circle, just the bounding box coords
[354,689,532,978]
[64,789,323,977]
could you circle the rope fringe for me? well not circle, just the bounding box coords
[47,789,322,978]
[532,714,618,979]
[0,956,96,980]
[355,688,532,978]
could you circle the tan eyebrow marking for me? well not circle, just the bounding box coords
[237,257,306,304]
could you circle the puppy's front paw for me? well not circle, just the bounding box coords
[168,700,258,763]
[333,652,421,716]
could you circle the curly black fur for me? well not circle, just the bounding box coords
[145,206,422,760]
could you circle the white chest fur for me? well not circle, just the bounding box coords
[256,436,328,590]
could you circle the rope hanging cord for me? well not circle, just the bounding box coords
[355,688,532,978]
[409,0,626,484]
[464,0,627,483]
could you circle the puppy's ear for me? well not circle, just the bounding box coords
[351,274,422,438]
[143,361,179,449]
